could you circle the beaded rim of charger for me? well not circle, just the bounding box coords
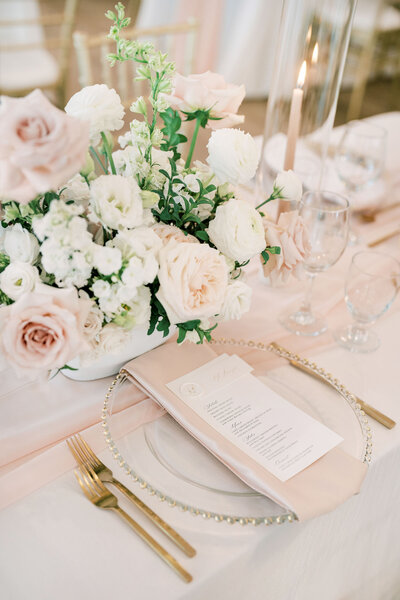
[101,337,372,527]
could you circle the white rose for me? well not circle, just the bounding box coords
[92,245,122,276]
[219,280,252,321]
[96,323,130,355]
[156,242,228,325]
[3,224,39,263]
[207,198,265,263]
[65,84,125,145]
[0,262,39,300]
[89,175,143,230]
[274,170,303,204]
[82,302,104,341]
[207,129,260,185]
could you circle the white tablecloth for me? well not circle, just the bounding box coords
[0,305,399,600]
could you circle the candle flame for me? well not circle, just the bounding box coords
[297,61,307,88]
[312,43,319,64]
[306,25,312,43]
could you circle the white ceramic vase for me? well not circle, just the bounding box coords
[64,324,175,381]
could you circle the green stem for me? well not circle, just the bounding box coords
[101,132,116,175]
[256,192,278,211]
[185,117,201,169]
[89,146,107,174]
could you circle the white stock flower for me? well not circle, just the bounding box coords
[207,129,260,185]
[274,170,303,204]
[0,262,39,300]
[112,146,150,180]
[156,242,228,325]
[219,280,252,321]
[92,245,122,276]
[207,198,265,263]
[65,84,125,145]
[150,148,173,187]
[89,175,143,230]
[3,224,39,263]
[91,279,111,298]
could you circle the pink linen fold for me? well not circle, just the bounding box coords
[123,342,367,521]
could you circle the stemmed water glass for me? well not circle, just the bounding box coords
[334,251,400,353]
[334,120,387,243]
[280,190,349,336]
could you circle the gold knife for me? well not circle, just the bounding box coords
[288,359,396,429]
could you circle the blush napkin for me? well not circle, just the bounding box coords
[123,342,367,521]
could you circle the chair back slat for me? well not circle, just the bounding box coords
[73,20,199,109]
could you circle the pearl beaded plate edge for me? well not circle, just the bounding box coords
[101,338,371,528]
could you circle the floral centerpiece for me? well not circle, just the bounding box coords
[0,3,307,378]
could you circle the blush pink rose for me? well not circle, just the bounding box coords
[163,71,245,129]
[0,284,91,376]
[263,211,311,284]
[0,89,89,204]
[151,223,199,246]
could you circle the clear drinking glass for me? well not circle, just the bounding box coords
[280,190,349,336]
[334,251,400,353]
[335,121,387,192]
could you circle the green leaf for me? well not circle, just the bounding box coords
[195,230,209,242]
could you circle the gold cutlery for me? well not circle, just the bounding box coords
[67,434,196,558]
[74,463,193,583]
[367,229,400,247]
[287,358,396,430]
[359,201,400,223]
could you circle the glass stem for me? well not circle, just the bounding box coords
[349,322,369,343]
[301,274,316,314]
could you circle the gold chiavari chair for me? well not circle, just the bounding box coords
[0,0,78,107]
[72,19,198,109]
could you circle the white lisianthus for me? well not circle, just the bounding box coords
[274,170,303,204]
[0,262,39,300]
[92,245,122,276]
[95,323,130,355]
[219,280,252,321]
[65,84,125,145]
[3,224,39,264]
[156,242,228,325]
[89,175,143,230]
[207,198,265,263]
[207,129,260,185]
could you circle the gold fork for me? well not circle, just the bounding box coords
[67,434,195,558]
[74,463,192,583]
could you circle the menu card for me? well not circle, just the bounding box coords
[167,354,343,482]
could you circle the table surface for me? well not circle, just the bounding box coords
[1,114,400,600]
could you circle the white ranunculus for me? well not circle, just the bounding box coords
[89,175,143,231]
[92,245,122,276]
[0,262,39,300]
[207,129,260,185]
[96,323,130,355]
[156,242,228,325]
[59,174,91,207]
[65,84,125,145]
[207,198,265,263]
[3,224,39,263]
[219,280,252,321]
[274,170,303,204]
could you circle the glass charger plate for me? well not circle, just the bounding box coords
[102,339,372,527]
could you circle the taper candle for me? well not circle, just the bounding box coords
[283,60,307,171]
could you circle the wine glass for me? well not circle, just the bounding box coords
[334,120,387,244]
[280,190,349,336]
[334,251,400,353]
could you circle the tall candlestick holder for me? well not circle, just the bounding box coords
[256,0,356,216]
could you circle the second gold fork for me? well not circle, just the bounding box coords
[67,434,196,557]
